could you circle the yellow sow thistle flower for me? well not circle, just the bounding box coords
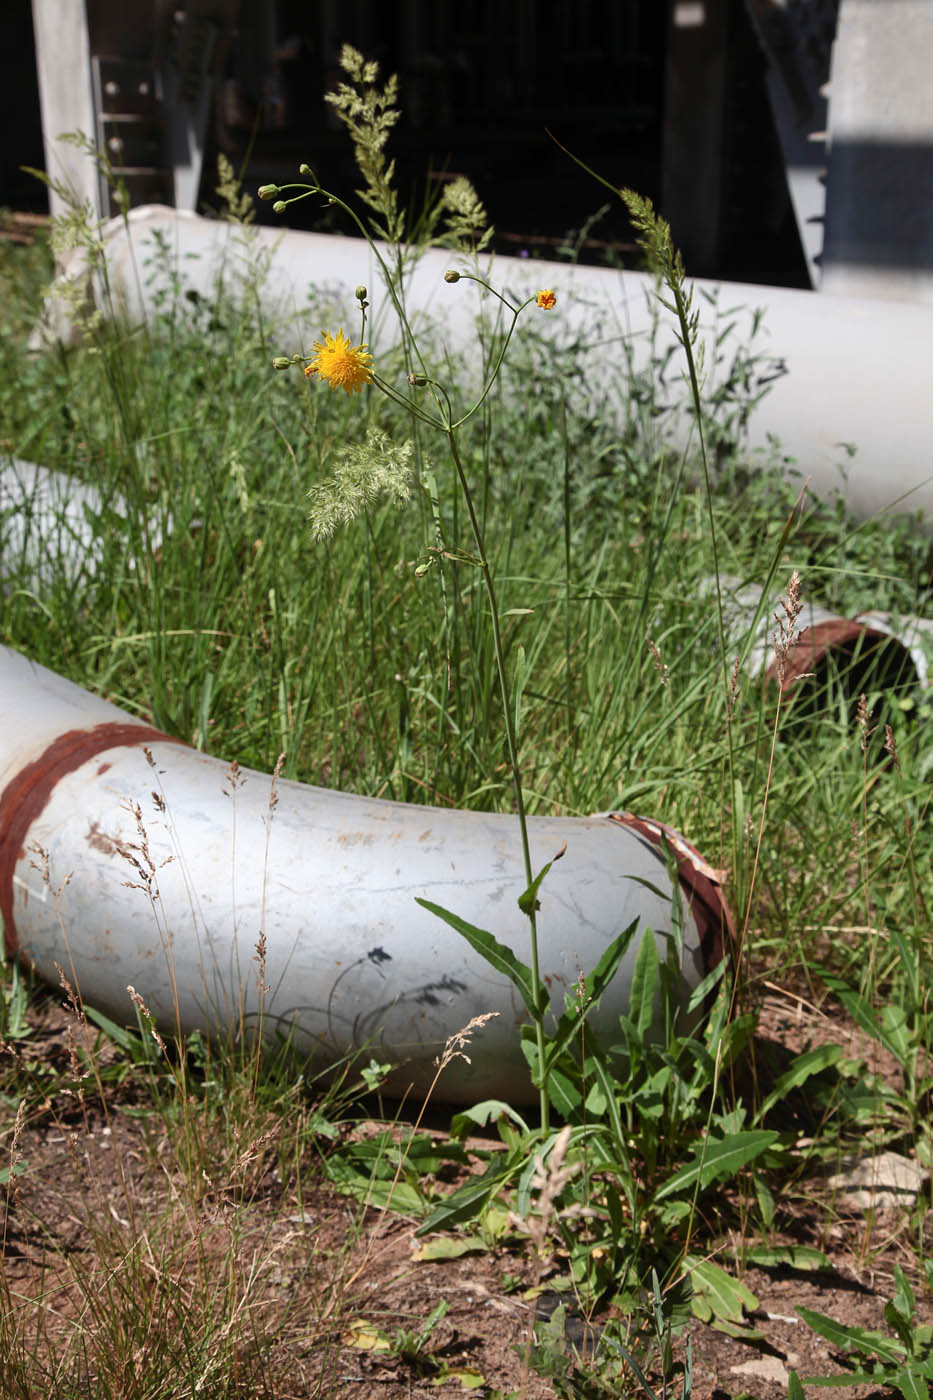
[536,289,556,310]
[304,329,374,395]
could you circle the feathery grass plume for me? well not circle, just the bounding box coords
[646,636,669,687]
[325,44,403,243]
[440,175,493,254]
[771,569,803,687]
[214,152,255,225]
[620,188,701,370]
[308,428,414,540]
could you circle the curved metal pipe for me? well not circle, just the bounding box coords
[716,577,929,701]
[0,643,730,1103]
[38,203,933,525]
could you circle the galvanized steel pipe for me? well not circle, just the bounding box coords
[0,643,729,1102]
[39,203,933,525]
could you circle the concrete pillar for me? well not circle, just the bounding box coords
[31,0,100,219]
[662,0,730,277]
[822,0,933,302]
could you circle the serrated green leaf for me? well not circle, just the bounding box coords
[797,1307,906,1363]
[892,1264,917,1324]
[891,1366,931,1400]
[654,1131,778,1201]
[754,1044,844,1125]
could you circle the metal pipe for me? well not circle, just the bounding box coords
[715,576,928,701]
[37,203,933,525]
[0,643,730,1103]
[0,457,156,593]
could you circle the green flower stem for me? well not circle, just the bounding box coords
[274,178,550,1122]
[444,426,550,1131]
[451,292,536,432]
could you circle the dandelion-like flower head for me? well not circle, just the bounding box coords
[305,329,374,394]
[536,289,557,310]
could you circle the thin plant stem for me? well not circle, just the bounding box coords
[445,425,550,1130]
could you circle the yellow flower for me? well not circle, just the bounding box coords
[304,329,373,394]
[536,289,556,310]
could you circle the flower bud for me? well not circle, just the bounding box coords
[273,200,287,214]
[355,285,368,303]
[299,163,312,176]
[258,184,279,200]
[444,269,460,283]
[271,356,292,370]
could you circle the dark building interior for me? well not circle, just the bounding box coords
[5,0,812,288]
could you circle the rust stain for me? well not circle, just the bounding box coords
[335,831,374,848]
[0,722,176,957]
[607,811,735,974]
[96,762,111,777]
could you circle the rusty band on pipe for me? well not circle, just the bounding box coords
[607,811,734,972]
[0,723,176,957]
[765,620,905,693]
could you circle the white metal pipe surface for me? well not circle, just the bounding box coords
[38,204,933,525]
[0,643,729,1102]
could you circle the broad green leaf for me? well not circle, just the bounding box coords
[432,1366,486,1390]
[517,842,566,918]
[892,1266,917,1324]
[754,1176,776,1230]
[787,1368,806,1400]
[542,1062,582,1117]
[797,1307,906,1363]
[416,897,543,1017]
[711,1317,767,1342]
[85,1003,143,1055]
[0,1161,26,1186]
[892,1366,931,1400]
[513,642,528,740]
[754,1043,844,1125]
[630,928,660,1040]
[886,1301,918,1355]
[686,958,726,1015]
[343,1320,391,1352]
[654,1130,778,1201]
[686,1256,758,1324]
[744,1245,831,1272]
[819,971,907,1066]
[332,1175,429,1216]
[450,1100,529,1142]
[412,1235,491,1261]
[415,1160,512,1236]
[880,1003,911,1062]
